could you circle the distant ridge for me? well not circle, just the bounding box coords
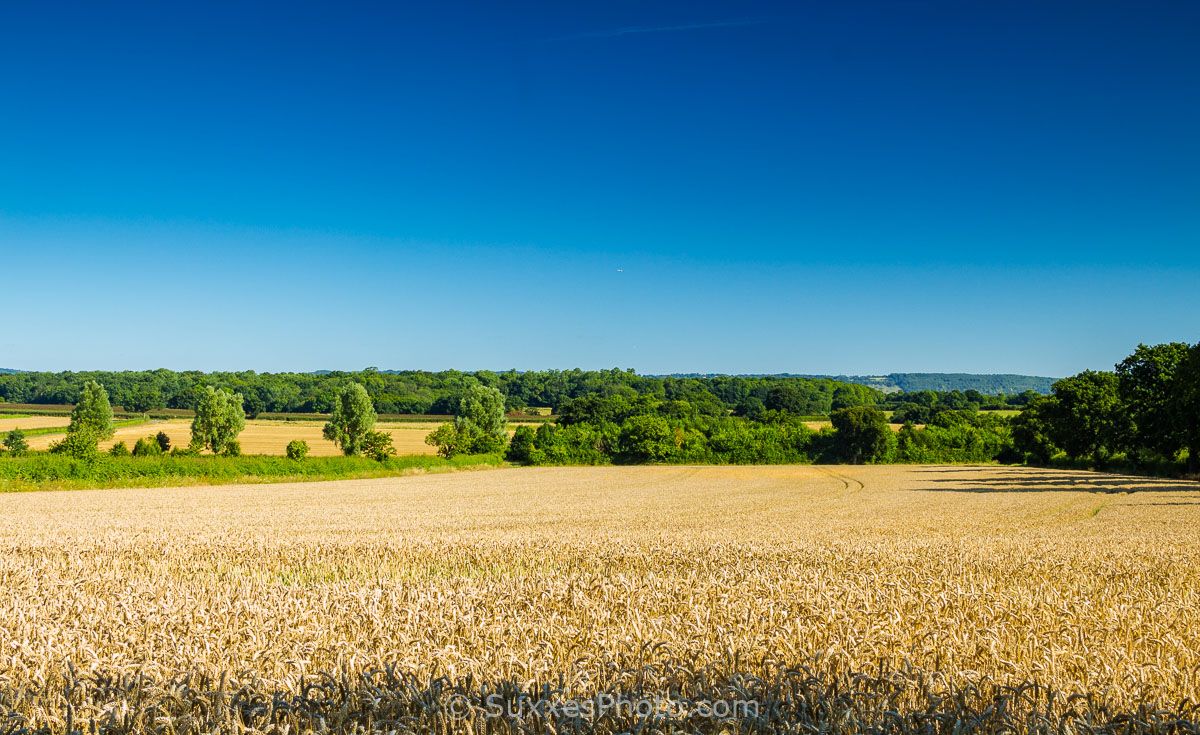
[652,373,1057,395]
[0,368,20,374]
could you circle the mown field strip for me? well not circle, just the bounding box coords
[0,415,71,432]
[23,419,459,456]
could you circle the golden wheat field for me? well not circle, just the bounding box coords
[0,415,71,432]
[24,419,447,456]
[1,465,1198,733]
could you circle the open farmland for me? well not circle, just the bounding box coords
[24,419,449,456]
[1,465,1197,733]
[0,415,70,432]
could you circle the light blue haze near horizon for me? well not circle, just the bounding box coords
[1,1,1197,377]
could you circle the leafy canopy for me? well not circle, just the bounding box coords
[3,429,29,455]
[69,381,114,439]
[830,406,892,464]
[455,379,507,439]
[322,384,377,456]
[190,386,246,454]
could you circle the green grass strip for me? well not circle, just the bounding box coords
[0,452,506,492]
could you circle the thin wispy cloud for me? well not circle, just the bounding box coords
[544,17,767,42]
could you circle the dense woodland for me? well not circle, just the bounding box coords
[0,368,1035,418]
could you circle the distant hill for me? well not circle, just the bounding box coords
[795,373,1055,395]
[0,368,20,374]
[654,372,1056,395]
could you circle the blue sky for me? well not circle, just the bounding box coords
[2,1,1197,376]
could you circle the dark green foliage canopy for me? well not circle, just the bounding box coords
[0,368,883,418]
[830,407,893,465]
[1012,340,1200,473]
[1116,342,1200,473]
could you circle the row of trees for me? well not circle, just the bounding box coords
[497,388,1017,467]
[504,405,1013,466]
[38,381,251,459]
[1012,341,1200,473]
[16,342,1190,472]
[0,368,885,417]
[0,377,500,463]
[42,380,408,462]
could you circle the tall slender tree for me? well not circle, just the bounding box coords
[191,386,246,454]
[68,380,115,439]
[323,384,377,455]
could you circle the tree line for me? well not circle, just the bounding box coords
[1011,341,1200,474]
[0,368,884,417]
[501,394,1013,466]
[6,340,1193,476]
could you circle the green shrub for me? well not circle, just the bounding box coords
[49,428,100,460]
[425,421,507,458]
[155,431,171,453]
[222,440,242,457]
[286,440,309,460]
[3,429,28,456]
[108,441,130,457]
[506,426,537,463]
[132,436,163,457]
[362,431,395,461]
[618,415,675,463]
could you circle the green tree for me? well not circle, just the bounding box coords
[506,425,537,463]
[1011,397,1057,464]
[362,430,396,461]
[831,385,863,411]
[49,428,100,460]
[423,378,510,458]
[155,431,171,453]
[766,384,806,414]
[1117,342,1200,472]
[830,406,891,464]
[322,383,377,455]
[243,392,265,419]
[1180,345,1200,473]
[3,428,29,455]
[125,387,163,415]
[69,380,114,439]
[456,379,507,440]
[618,415,675,463]
[425,423,464,458]
[286,439,309,460]
[1044,370,1128,464]
[735,396,767,421]
[191,386,246,454]
[108,441,131,457]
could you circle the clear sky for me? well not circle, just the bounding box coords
[2,1,1197,376]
